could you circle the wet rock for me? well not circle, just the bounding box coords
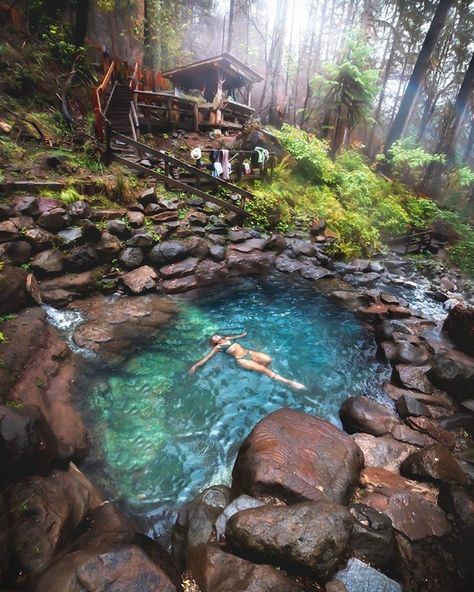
[23,227,55,250]
[188,211,208,226]
[37,197,62,214]
[67,200,92,219]
[356,303,390,322]
[215,494,265,541]
[126,210,145,227]
[37,207,70,232]
[39,269,105,306]
[396,395,432,418]
[0,219,20,242]
[334,558,402,592]
[401,444,469,485]
[383,382,453,409]
[119,246,144,270]
[228,229,251,242]
[289,238,316,257]
[31,249,65,275]
[232,408,363,504]
[353,433,416,473]
[429,351,474,401]
[146,203,163,215]
[95,231,122,259]
[443,304,474,356]
[57,227,83,246]
[13,195,38,217]
[0,266,32,314]
[106,218,131,239]
[359,467,450,540]
[230,238,267,253]
[227,250,275,276]
[393,364,433,394]
[405,416,456,448]
[349,504,396,568]
[0,404,58,482]
[329,290,370,311]
[66,244,99,272]
[340,396,400,436]
[265,234,287,253]
[160,257,198,279]
[149,240,189,266]
[0,240,32,264]
[390,423,436,448]
[300,264,335,281]
[275,255,303,273]
[380,339,432,366]
[162,275,197,293]
[138,187,157,206]
[209,244,226,261]
[120,266,159,294]
[79,219,101,242]
[190,545,303,592]
[195,259,228,287]
[0,202,12,220]
[374,319,413,341]
[172,485,229,569]
[226,501,352,579]
[6,464,102,576]
[449,485,474,527]
[127,232,154,249]
[186,236,209,259]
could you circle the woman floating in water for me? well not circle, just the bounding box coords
[189,332,305,390]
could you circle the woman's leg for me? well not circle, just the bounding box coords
[250,351,272,366]
[237,359,305,390]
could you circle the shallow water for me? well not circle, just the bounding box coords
[80,278,390,512]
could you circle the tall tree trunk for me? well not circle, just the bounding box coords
[72,0,90,46]
[227,0,236,52]
[383,0,455,156]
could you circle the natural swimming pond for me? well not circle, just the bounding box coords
[79,277,390,517]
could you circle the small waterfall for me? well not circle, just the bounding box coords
[42,305,96,358]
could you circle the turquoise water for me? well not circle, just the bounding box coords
[82,278,390,512]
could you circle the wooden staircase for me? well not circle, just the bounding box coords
[104,82,138,159]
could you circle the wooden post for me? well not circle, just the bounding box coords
[193,102,199,132]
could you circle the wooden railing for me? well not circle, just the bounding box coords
[92,60,117,140]
[387,229,433,254]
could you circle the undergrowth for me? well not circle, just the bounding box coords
[247,124,474,273]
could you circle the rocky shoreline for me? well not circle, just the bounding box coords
[1,189,474,591]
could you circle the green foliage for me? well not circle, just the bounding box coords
[0,332,8,344]
[277,125,336,183]
[379,138,445,182]
[431,210,474,276]
[57,187,84,204]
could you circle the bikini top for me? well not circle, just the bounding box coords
[218,341,233,352]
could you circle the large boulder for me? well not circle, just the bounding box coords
[226,501,353,580]
[443,304,474,355]
[215,494,265,541]
[65,245,99,272]
[0,404,58,482]
[0,266,31,314]
[0,240,32,265]
[339,396,400,436]
[159,257,198,279]
[348,503,396,569]
[39,268,105,306]
[6,464,102,576]
[400,444,469,485]
[226,250,275,276]
[31,249,65,275]
[149,240,189,266]
[428,351,474,401]
[120,266,158,294]
[190,545,303,592]
[195,259,228,287]
[37,207,70,232]
[352,433,416,473]
[232,408,363,504]
[119,246,144,270]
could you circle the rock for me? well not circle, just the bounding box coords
[31,249,65,275]
[401,444,469,485]
[228,229,251,242]
[195,259,228,287]
[390,424,436,448]
[428,351,474,401]
[106,219,131,239]
[265,234,287,253]
[396,395,432,418]
[149,240,189,266]
[406,415,456,448]
[149,210,179,223]
[232,408,363,504]
[37,197,62,214]
[146,203,162,215]
[79,219,101,242]
[353,433,416,473]
[300,264,335,281]
[0,240,32,264]
[275,255,303,273]
[172,485,229,569]
[138,187,157,206]
[227,250,275,276]
[57,226,83,246]
[329,290,369,311]
[0,404,58,482]
[209,244,226,261]
[340,396,400,436]
[393,364,433,394]
[379,339,432,366]
[188,211,208,226]
[95,231,122,259]
[23,227,55,250]
[13,195,38,217]
[359,467,450,541]
[39,269,105,305]
[6,464,102,576]
[334,558,402,592]
[215,495,265,541]
[356,303,390,322]
[120,266,159,294]
[126,210,145,227]
[190,545,303,592]
[162,275,197,294]
[369,261,385,273]
[160,257,198,279]
[349,504,396,568]
[226,501,352,580]
[65,245,99,272]
[186,236,209,259]
[230,238,267,253]
[0,219,20,242]
[68,201,92,219]
[383,382,453,409]
[289,238,315,257]
[0,202,12,220]
[119,246,144,270]
[449,485,474,527]
[0,266,31,314]
[127,232,154,249]
[37,207,70,232]
[443,305,474,355]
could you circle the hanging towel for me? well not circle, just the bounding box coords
[209,149,219,163]
[243,162,251,175]
[220,149,229,180]
[212,161,223,177]
[254,146,269,164]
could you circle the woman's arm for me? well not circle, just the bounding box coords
[189,347,219,374]
[225,331,247,340]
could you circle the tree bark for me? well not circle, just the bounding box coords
[383,0,455,156]
[72,0,90,46]
[227,0,236,52]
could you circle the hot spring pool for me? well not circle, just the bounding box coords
[79,278,390,514]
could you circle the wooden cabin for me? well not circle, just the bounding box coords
[135,53,263,133]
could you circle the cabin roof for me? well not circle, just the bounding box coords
[161,52,263,90]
